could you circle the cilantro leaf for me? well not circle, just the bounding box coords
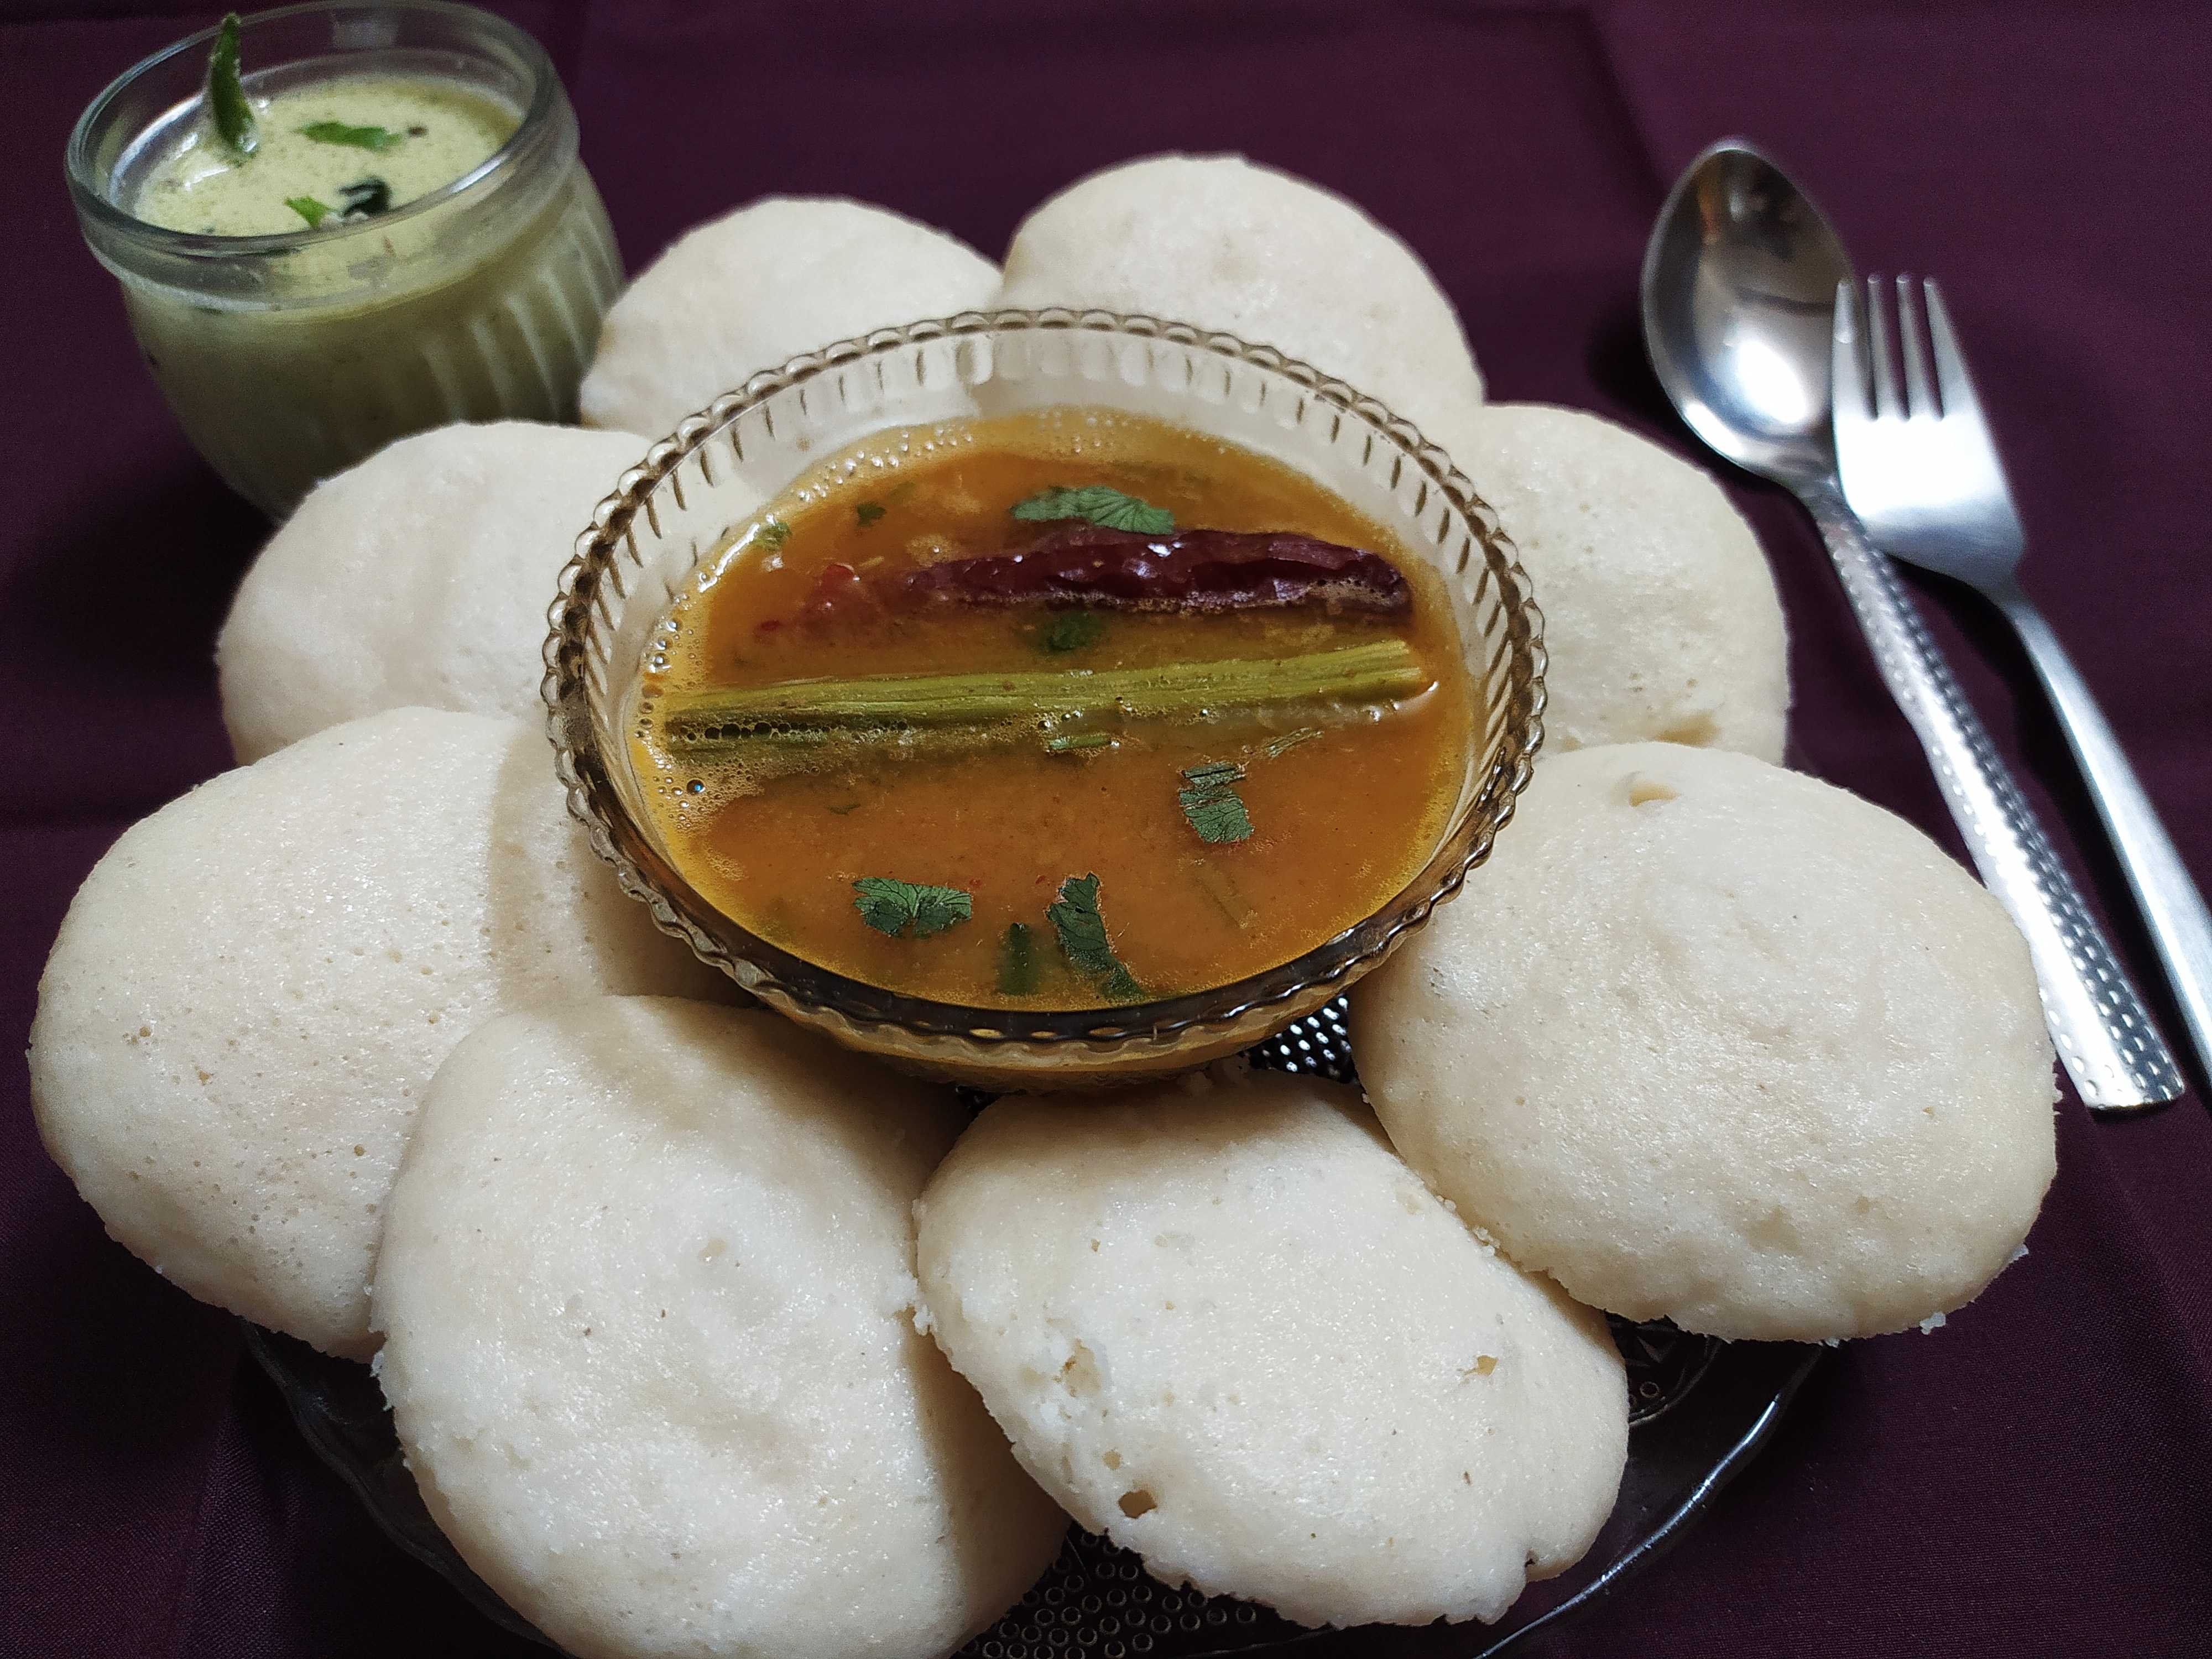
[1047,873,1145,1001]
[997,923,1039,996]
[855,501,886,528]
[1178,761,1254,845]
[755,518,792,551]
[1042,611,1107,654]
[299,120,401,152]
[1100,964,1146,1004]
[1010,484,1174,536]
[853,877,972,939]
[285,195,332,228]
[207,14,257,158]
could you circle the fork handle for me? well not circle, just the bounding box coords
[1799,478,2184,1109]
[1987,580,2212,1094]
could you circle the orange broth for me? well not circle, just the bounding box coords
[629,409,1474,1010]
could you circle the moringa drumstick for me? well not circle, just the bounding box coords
[661,639,1426,753]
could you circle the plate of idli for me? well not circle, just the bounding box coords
[29,153,2058,1658]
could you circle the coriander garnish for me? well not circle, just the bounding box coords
[855,501,886,528]
[1042,611,1107,654]
[755,518,792,551]
[1011,484,1174,536]
[207,14,257,158]
[285,195,332,228]
[299,120,403,152]
[853,877,972,940]
[997,922,1040,996]
[1047,873,1144,1003]
[1178,761,1254,845]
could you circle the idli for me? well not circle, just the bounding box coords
[1455,403,1790,761]
[995,154,1485,439]
[914,1072,1626,1629]
[372,997,1065,1659]
[1352,742,2057,1342]
[217,421,658,764]
[28,708,721,1358]
[580,197,1002,437]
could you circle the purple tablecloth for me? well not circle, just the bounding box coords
[7,3,2210,1654]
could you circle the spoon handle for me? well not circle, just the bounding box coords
[1799,478,2184,1110]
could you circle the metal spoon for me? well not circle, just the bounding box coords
[1640,137,2182,1109]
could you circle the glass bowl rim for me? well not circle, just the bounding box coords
[64,0,561,261]
[543,306,1548,1051]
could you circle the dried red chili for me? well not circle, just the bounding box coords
[896,524,1412,614]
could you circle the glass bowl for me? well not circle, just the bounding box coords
[544,309,1545,1090]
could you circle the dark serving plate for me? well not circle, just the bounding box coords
[244,998,1825,1657]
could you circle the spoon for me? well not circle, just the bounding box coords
[1640,137,2182,1110]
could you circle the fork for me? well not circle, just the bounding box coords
[1835,275,2212,1094]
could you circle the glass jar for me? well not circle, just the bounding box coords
[66,1,622,518]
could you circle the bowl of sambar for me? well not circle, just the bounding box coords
[545,310,1543,1089]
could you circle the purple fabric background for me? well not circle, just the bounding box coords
[7,2,2210,1653]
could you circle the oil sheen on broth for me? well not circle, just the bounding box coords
[630,409,1473,1010]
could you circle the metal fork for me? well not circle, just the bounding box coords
[1835,275,2212,1093]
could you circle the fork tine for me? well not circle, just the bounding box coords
[1864,276,1903,419]
[1897,276,1936,419]
[1830,279,1869,426]
[1922,278,1982,425]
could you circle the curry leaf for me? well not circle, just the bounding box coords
[207,14,257,158]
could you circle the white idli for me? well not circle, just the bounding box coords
[914,1072,1626,1629]
[217,421,656,764]
[1453,403,1790,761]
[28,708,721,1358]
[372,997,1065,1659]
[995,154,1485,439]
[580,197,1001,438]
[1352,742,2057,1342]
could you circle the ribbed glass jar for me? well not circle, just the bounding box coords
[66,1,620,517]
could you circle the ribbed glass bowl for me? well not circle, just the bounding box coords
[544,309,1544,1089]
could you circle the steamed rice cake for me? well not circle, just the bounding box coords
[1452,403,1790,761]
[580,197,1002,438]
[1352,742,2058,1342]
[28,708,720,1358]
[372,997,1065,1659]
[217,421,660,763]
[914,1072,1627,1629]
[995,154,1484,439]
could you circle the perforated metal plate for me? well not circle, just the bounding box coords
[244,997,1822,1656]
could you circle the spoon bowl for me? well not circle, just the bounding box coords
[1640,137,1854,485]
[1638,137,2184,1109]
